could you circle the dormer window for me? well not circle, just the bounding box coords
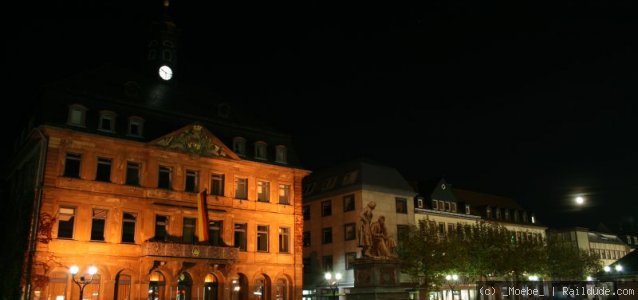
[496,208,501,219]
[531,214,536,224]
[275,145,287,164]
[514,210,520,223]
[465,204,471,215]
[504,209,510,220]
[67,104,87,127]
[98,110,116,132]
[522,211,528,223]
[254,141,267,160]
[127,116,144,137]
[486,207,492,218]
[233,137,246,156]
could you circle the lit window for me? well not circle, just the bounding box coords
[90,209,107,241]
[417,198,424,208]
[432,200,438,210]
[127,116,144,137]
[279,227,290,253]
[233,137,246,156]
[57,207,75,239]
[63,153,81,178]
[257,181,270,202]
[275,145,287,163]
[465,204,471,215]
[279,184,290,205]
[67,104,87,127]
[531,214,536,224]
[255,141,267,160]
[98,110,116,132]
[450,202,457,213]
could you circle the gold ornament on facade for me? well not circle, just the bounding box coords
[155,124,228,157]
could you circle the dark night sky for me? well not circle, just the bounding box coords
[5,0,638,229]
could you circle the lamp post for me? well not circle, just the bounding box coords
[324,272,342,300]
[69,265,97,300]
[445,274,458,300]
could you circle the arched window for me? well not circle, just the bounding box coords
[275,145,287,164]
[254,274,271,300]
[176,272,192,300]
[204,274,219,300]
[275,278,288,300]
[67,104,88,127]
[149,271,166,300]
[231,274,248,300]
[233,137,246,156]
[114,271,132,300]
[254,141,267,160]
[47,272,68,300]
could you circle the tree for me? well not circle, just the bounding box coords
[546,236,601,280]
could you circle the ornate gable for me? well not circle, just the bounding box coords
[150,124,239,159]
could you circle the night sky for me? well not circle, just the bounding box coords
[5,0,638,229]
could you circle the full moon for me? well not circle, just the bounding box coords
[575,196,585,205]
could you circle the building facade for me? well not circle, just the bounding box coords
[6,7,310,300]
[301,160,416,298]
[549,227,632,268]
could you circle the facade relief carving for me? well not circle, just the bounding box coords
[154,124,228,158]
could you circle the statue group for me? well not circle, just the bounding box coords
[358,201,397,258]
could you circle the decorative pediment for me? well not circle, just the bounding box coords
[151,124,239,159]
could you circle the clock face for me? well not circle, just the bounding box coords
[158,65,173,81]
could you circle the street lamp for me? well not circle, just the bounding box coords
[69,265,97,300]
[445,274,459,300]
[324,272,342,300]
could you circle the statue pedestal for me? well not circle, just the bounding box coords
[347,258,411,300]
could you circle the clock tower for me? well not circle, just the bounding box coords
[147,0,178,82]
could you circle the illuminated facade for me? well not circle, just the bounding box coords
[6,8,310,299]
[549,227,632,268]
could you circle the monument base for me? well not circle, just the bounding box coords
[347,257,411,300]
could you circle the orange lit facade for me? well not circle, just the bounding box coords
[10,73,310,300]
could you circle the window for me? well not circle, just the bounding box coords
[321,177,337,191]
[64,153,81,178]
[279,227,290,253]
[185,170,198,193]
[344,223,356,241]
[504,209,510,220]
[48,272,68,300]
[438,223,445,236]
[322,255,333,272]
[90,209,107,241]
[210,173,224,196]
[208,220,223,246]
[444,202,450,211]
[254,141,267,160]
[343,194,355,212]
[486,207,492,218]
[234,223,247,251]
[396,198,407,214]
[496,208,501,219]
[96,157,112,182]
[235,177,248,200]
[57,207,75,239]
[67,104,87,127]
[303,231,311,247]
[342,170,359,186]
[450,202,457,213]
[465,204,471,215]
[233,137,246,156]
[127,116,144,137]
[257,181,270,202]
[115,272,132,300]
[303,182,316,196]
[279,184,290,205]
[303,205,310,220]
[322,227,332,244]
[125,162,140,186]
[257,225,269,252]
[182,218,195,243]
[321,200,332,217]
[275,145,287,163]
[522,211,528,223]
[303,257,312,275]
[122,212,136,243]
[155,215,168,241]
[417,198,424,208]
[432,200,438,210]
[514,211,519,223]
[345,252,357,270]
[158,166,172,189]
[448,223,455,235]
[98,110,116,132]
[531,214,536,224]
